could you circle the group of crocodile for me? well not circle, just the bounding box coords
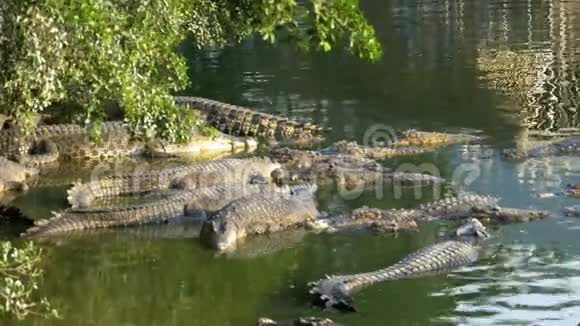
[0,96,571,324]
[0,95,324,168]
[16,136,481,240]
[307,192,548,235]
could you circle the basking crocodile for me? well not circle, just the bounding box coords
[200,184,319,251]
[502,136,580,160]
[0,156,38,193]
[318,140,433,160]
[0,119,255,166]
[24,221,204,243]
[308,218,489,311]
[392,129,483,148]
[0,121,140,166]
[404,192,548,222]
[270,147,446,187]
[174,96,324,143]
[23,183,287,238]
[67,157,282,208]
[309,193,548,233]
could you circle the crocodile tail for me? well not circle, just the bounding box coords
[308,276,356,312]
[20,211,63,238]
[67,180,93,209]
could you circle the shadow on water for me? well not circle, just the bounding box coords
[6,0,580,325]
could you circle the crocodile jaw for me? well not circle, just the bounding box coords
[201,219,243,252]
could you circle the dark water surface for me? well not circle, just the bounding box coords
[8,0,580,325]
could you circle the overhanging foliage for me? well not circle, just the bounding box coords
[0,0,382,142]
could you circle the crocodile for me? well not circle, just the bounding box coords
[308,218,489,311]
[392,129,483,148]
[25,221,204,243]
[0,119,255,166]
[67,157,282,208]
[23,183,289,238]
[200,184,319,251]
[318,140,433,160]
[307,207,420,233]
[174,96,324,144]
[270,147,446,188]
[308,193,548,233]
[502,136,580,160]
[0,121,140,166]
[0,156,38,193]
[23,190,194,237]
[406,192,548,222]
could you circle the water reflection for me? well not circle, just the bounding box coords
[475,0,580,132]
[435,243,580,325]
[185,0,580,146]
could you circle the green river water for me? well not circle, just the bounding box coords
[4,0,580,325]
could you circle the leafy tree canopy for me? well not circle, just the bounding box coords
[0,0,382,142]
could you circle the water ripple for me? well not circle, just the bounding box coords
[433,244,580,325]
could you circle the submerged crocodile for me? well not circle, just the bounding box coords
[307,207,420,233]
[308,218,489,311]
[502,136,580,160]
[67,157,282,208]
[410,192,549,222]
[309,193,549,233]
[174,96,324,143]
[24,183,286,238]
[0,119,254,166]
[200,184,319,251]
[318,140,433,160]
[270,147,446,187]
[392,129,483,148]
